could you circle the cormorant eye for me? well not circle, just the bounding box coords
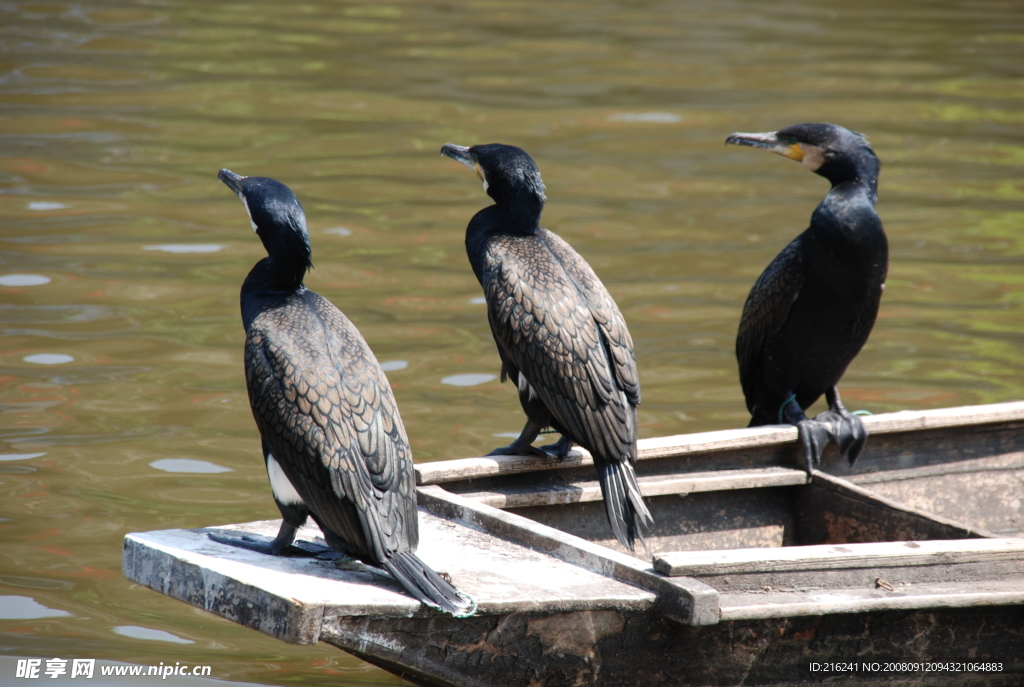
[787,136,799,145]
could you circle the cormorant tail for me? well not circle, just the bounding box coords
[382,551,474,617]
[596,459,654,551]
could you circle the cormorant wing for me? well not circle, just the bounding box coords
[484,229,639,461]
[736,235,807,414]
[244,292,417,562]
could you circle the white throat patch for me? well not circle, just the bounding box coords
[237,193,258,232]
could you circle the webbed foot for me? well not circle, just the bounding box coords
[486,418,549,458]
[795,418,835,474]
[538,435,574,461]
[207,529,324,558]
[819,388,868,464]
[486,442,550,459]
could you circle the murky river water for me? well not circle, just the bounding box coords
[2,0,1023,684]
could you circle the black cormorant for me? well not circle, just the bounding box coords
[726,123,888,473]
[210,169,471,615]
[440,143,653,551]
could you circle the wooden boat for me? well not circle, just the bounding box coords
[123,402,1024,686]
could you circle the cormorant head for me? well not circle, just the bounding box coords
[726,123,879,193]
[441,143,546,230]
[218,169,312,288]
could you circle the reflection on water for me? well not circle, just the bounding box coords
[22,353,75,365]
[0,274,51,286]
[440,373,497,387]
[0,596,72,620]
[149,458,232,474]
[112,625,194,645]
[142,244,225,254]
[2,0,1023,684]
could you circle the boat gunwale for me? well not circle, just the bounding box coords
[415,401,1024,485]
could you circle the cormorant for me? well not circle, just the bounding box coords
[440,143,653,551]
[210,169,471,615]
[726,123,888,473]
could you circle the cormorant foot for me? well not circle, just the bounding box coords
[486,442,550,459]
[795,418,835,475]
[207,532,319,558]
[815,408,867,465]
[538,435,574,461]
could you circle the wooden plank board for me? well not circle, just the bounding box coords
[415,401,1024,485]
[460,466,808,508]
[718,579,1024,621]
[122,509,656,646]
[417,484,721,626]
[655,538,1024,576]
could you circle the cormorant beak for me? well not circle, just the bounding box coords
[218,168,247,197]
[441,143,476,169]
[441,143,489,188]
[726,132,806,163]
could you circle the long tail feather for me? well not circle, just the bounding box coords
[382,551,474,616]
[596,459,653,551]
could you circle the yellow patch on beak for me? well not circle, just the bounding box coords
[782,143,805,162]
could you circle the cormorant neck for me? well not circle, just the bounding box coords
[486,188,543,234]
[244,256,306,297]
[819,150,879,204]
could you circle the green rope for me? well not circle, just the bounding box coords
[777,393,798,424]
[852,409,873,416]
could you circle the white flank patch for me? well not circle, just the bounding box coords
[517,373,538,402]
[267,453,304,506]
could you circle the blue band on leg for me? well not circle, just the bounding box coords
[778,393,798,424]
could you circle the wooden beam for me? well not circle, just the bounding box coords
[415,401,1024,485]
[417,484,722,627]
[459,466,808,509]
[718,579,1024,620]
[655,538,1024,577]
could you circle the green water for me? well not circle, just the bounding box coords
[2,0,1023,684]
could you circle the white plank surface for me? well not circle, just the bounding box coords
[654,538,1024,576]
[123,510,656,645]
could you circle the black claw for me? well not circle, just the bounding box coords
[815,407,868,465]
[796,419,834,474]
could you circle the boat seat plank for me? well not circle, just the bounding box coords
[655,538,1024,576]
[719,578,1024,620]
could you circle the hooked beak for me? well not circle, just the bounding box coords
[440,143,477,170]
[726,131,805,163]
[218,168,247,196]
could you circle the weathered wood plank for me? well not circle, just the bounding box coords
[718,579,1024,620]
[415,401,1024,485]
[655,538,1024,577]
[122,510,657,646]
[416,484,721,627]
[320,605,1024,687]
[461,466,808,508]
